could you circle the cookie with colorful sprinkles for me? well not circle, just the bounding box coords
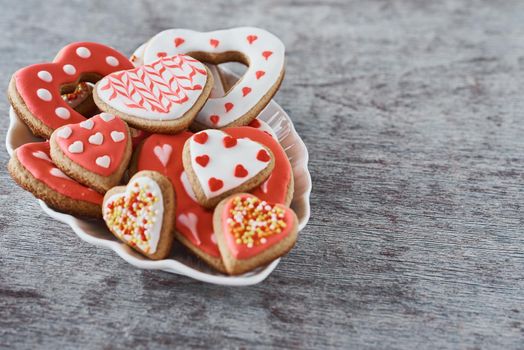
[213,193,298,275]
[103,171,176,260]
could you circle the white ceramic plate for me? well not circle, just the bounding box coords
[5,70,311,286]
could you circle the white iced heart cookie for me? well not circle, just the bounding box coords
[93,54,213,134]
[141,27,285,130]
[182,129,275,208]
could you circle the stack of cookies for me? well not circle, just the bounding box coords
[7,27,298,275]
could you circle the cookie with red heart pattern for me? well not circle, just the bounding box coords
[182,129,275,208]
[103,171,176,260]
[213,193,298,275]
[8,42,133,139]
[8,142,103,218]
[93,54,213,134]
[49,113,132,193]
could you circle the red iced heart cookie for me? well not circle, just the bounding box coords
[182,129,275,208]
[94,54,213,134]
[130,127,293,273]
[141,27,285,129]
[8,42,133,138]
[213,193,298,275]
[49,113,132,193]
[103,171,175,260]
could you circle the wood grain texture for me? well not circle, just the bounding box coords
[1,0,524,349]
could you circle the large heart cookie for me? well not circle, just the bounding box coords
[182,129,274,208]
[8,42,133,138]
[141,27,285,129]
[49,113,132,193]
[213,193,298,275]
[94,54,213,134]
[103,171,175,260]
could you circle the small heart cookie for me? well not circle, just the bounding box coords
[93,54,213,134]
[182,129,275,208]
[103,171,176,260]
[213,193,298,275]
[49,113,132,193]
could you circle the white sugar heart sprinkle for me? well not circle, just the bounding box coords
[57,126,72,139]
[68,141,84,153]
[110,131,125,143]
[32,151,52,162]
[100,113,115,122]
[79,119,94,130]
[50,167,70,180]
[88,132,104,145]
[96,155,111,168]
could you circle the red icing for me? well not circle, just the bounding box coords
[14,42,133,132]
[54,114,129,176]
[195,155,210,167]
[224,102,234,112]
[262,51,273,60]
[174,37,185,47]
[16,142,103,205]
[249,119,261,128]
[256,71,265,79]
[193,131,208,144]
[210,39,219,48]
[223,136,237,148]
[247,35,258,44]
[242,87,252,97]
[135,127,292,258]
[210,115,220,125]
[221,193,294,259]
[257,149,271,162]
[157,52,167,58]
[209,177,224,192]
[234,164,248,178]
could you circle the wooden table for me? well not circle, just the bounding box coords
[1,1,523,348]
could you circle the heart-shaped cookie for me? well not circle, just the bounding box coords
[49,113,132,193]
[213,193,298,275]
[8,42,133,138]
[103,171,175,259]
[94,54,213,134]
[182,129,275,208]
[141,27,285,129]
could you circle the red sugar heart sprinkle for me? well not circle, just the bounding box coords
[262,51,273,60]
[195,155,210,167]
[247,35,258,44]
[210,39,219,48]
[157,52,167,58]
[193,132,208,144]
[223,136,238,148]
[257,149,271,162]
[225,102,234,112]
[256,71,265,79]
[209,177,224,192]
[210,115,220,125]
[242,87,252,96]
[234,164,248,178]
[174,37,185,47]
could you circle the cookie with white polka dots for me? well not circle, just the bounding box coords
[103,171,176,260]
[8,42,133,139]
[8,141,103,218]
[182,129,275,208]
[49,113,132,193]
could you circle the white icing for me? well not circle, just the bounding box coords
[142,27,285,128]
[79,119,94,130]
[96,55,208,120]
[153,144,172,167]
[76,47,91,58]
[180,171,197,202]
[110,131,125,143]
[88,132,104,145]
[103,176,164,254]
[96,155,110,168]
[33,151,52,162]
[50,167,71,180]
[57,126,72,139]
[37,70,52,82]
[68,141,84,154]
[63,64,76,75]
[55,107,70,120]
[37,88,52,101]
[189,130,271,198]
[106,56,119,67]
[100,113,115,122]
[177,212,201,245]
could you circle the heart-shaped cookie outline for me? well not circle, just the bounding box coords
[49,113,132,193]
[93,54,214,134]
[102,171,176,260]
[213,193,298,275]
[8,42,134,139]
[182,129,275,208]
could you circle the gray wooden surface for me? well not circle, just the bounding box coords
[1,0,523,349]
